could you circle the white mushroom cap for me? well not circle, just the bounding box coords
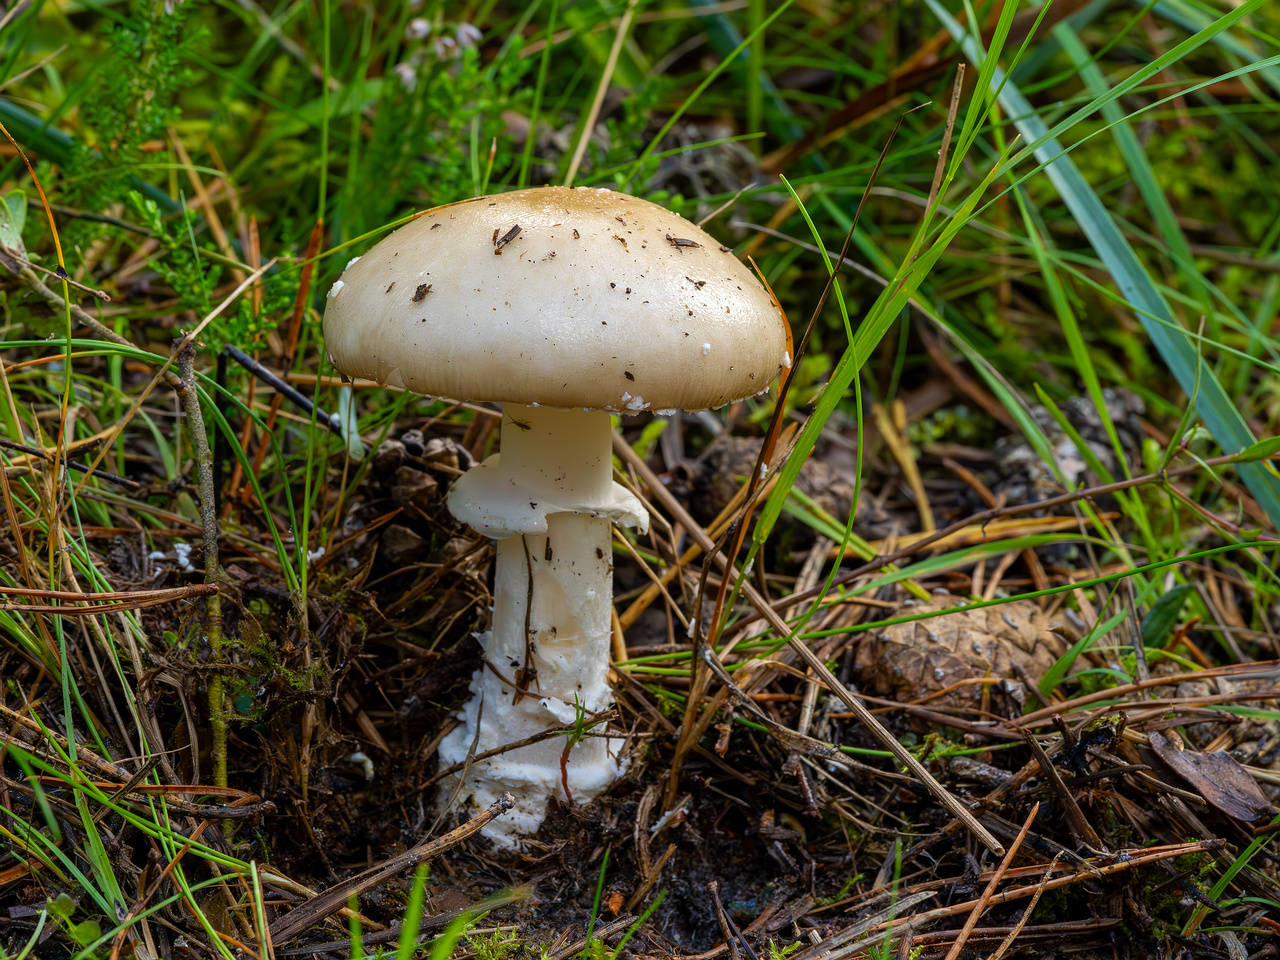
[323,186,789,413]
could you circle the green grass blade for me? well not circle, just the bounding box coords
[1154,0,1280,97]
[1055,23,1215,329]
[927,0,1280,529]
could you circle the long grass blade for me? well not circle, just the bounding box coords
[926,0,1280,528]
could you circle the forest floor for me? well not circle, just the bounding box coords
[1,2,1280,959]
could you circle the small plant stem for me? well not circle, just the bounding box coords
[177,346,226,798]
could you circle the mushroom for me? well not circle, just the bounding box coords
[323,186,789,843]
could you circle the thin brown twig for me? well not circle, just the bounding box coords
[178,346,227,801]
[1021,731,1102,849]
[0,584,216,602]
[983,853,1065,960]
[795,841,1218,960]
[920,65,965,241]
[727,448,1276,632]
[424,712,618,786]
[613,432,1005,855]
[941,802,1037,960]
[708,881,743,960]
[563,0,638,186]
[247,221,322,483]
[267,793,516,944]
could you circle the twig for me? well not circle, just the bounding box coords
[625,842,676,913]
[1021,661,1280,725]
[0,720,272,821]
[941,802,1037,960]
[222,345,344,436]
[0,436,138,487]
[268,794,516,944]
[425,711,618,786]
[983,854,1065,960]
[0,584,217,602]
[913,843,1219,921]
[177,346,226,800]
[1021,730,1102,850]
[707,880,759,960]
[563,0,638,186]
[5,248,110,298]
[544,915,638,960]
[613,432,1006,856]
[794,841,1219,960]
[920,65,965,243]
[708,881,743,960]
[248,222,322,482]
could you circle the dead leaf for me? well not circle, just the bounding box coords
[1148,731,1278,822]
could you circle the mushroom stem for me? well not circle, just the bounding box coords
[440,405,642,842]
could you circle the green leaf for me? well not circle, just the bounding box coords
[430,917,473,960]
[1140,584,1194,647]
[1237,436,1280,463]
[47,894,76,920]
[1040,607,1128,701]
[0,189,28,254]
[755,142,1018,551]
[69,920,102,947]
[1154,0,1280,99]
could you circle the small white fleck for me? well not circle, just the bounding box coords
[702,342,711,355]
[327,279,345,299]
[350,751,375,781]
[529,401,539,407]
[655,409,677,416]
[621,391,632,402]
[759,462,768,479]
[174,542,195,573]
[307,546,326,564]
[393,62,417,92]
[743,558,755,577]
[345,256,361,269]
[782,350,792,369]
[625,394,647,412]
